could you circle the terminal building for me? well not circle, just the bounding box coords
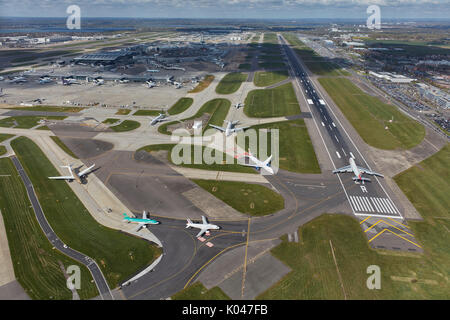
[73,51,133,65]
[369,71,416,83]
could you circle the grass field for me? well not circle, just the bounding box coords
[50,136,79,159]
[102,118,120,125]
[238,119,320,174]
[189,75,215,93]
[215,72,247,94]
[0,116,67,129]
[109,120,141,132]
[0,145,6,156]
[167,98,194,115]
[139,144,255,174]
[193,180,285,216]
[244,82,301,118]
[115,109,131,115]
[172,282,230,300]
[133,110,162,116]
[0,158,98,300]
[10,137,162,289]
[258,213,450,299]
[8,106,84,113]
[394,143,450,280]
[254,71,288,87]
[319,77,425,150]
[0,133,14,142]
[238,63,252,70]
[258,62,286,69]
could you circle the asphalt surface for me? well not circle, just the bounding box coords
[10,156,114,300]
[279,34,422,251]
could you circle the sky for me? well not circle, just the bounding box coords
[0,0,449,20]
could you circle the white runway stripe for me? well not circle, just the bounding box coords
[362,197,374,212]
[370,197,382,212]
[357,197,368,211]
[377,198,390,213]
[350,196,361,211]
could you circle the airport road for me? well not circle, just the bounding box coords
[10,156,114,300]
[279,34,422,251]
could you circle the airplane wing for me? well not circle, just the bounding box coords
[202,216,208,224]
[357,166,383,177]
[196,228,208,238]
[78,164,95,177]
[234,126,250,132]
[135,224,144,232]
[332,165,353,173]
[209,124,225,132]
[48,175,74,180]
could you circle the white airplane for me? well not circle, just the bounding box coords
[0,88,5,97]
[150,113,168,126]
[48,164,95,184]
[62,77,79,85]
[93,78,104,86]
[8,76,27,83]
[333,158,383,183]
[234,102,244,109]
[209,120,249,137]
[119,78,130,83]
[146,80,156,88]
[238,152,274,175]
[173,81,182,89]
[38,77,53,84]
[186,216,220,238]
[147,69,160,73]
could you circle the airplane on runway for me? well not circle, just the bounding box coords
[234,102,244,109]
[333,158,383,183]
[186,216,220,238]
[209,120,249,136]
[48,164,95,184]
[123,211,159,232]
[150,113,168,126]
[238,152,274,175]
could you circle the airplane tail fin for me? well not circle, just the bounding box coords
[186,218,193,227]
[263,155,273,166]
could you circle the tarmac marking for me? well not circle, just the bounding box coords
[387,217,410,229]
[369,228,422,248]
[364,219,382,233]
[241,218,251,298]
[359,216,371,224]
[184,242,245,289]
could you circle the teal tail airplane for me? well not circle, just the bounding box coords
[123,211,159,232]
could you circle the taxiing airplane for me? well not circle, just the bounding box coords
[123,211,159,232]
[238,152,274,175]
[149,113,168,126]
[186,216,220,238]
[48,164,95,184]
[173,81,182,89]
[234,102,244,109]
[209,120,249,137]
[146,80,156,88]
[333,158,383,183]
